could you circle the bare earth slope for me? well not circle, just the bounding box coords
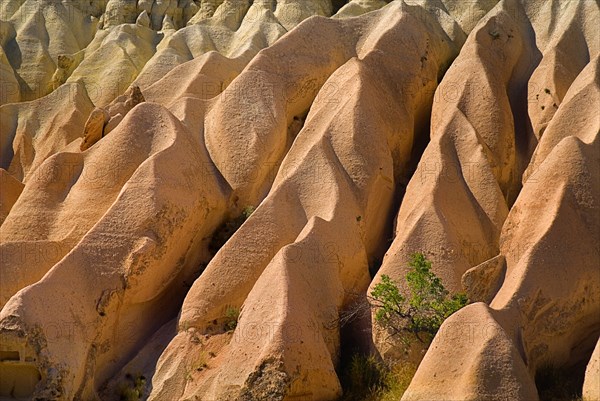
[0,1,599,401]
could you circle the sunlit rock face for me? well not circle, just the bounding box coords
[0,1,598,400]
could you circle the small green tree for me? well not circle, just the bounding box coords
[371,253,467,344]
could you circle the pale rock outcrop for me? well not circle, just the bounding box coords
[1,0,368,108]
[79,81,147,148]
[0,1,598,400]
[526,0,599,140]
[50,52,85,91]
[209,0,251,30]
[0,44,20,106]
[439,0,500,34]
[403,303,539,401]
[372,0,599,366]
[333,0,388,18]
[103,0,138,28]
[0,168,23,225]
[186,0,223,25]
[104,85,146,135]
[134,0,376,91]
[274,0,333,30]
[369,0,526,360]
[132,1,286,90]
[0,82,95,182]
[136,9,152,27]
[0,103,230,399]
[148,2,465,399]
[202,12,373,208]
[524,54,600,183]
[404,51,600,401]
[161,14,176,31]
[66,24,159,106]
[200,0,466,208]
[0,0,97,101]
[584,339,600,401]
[461,255,506,304]
[80,107,110,151]
[0,99,132,310]
[492,56,600,378]
[143,50,246,116]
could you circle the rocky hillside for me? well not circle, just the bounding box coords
[0,1,598,400]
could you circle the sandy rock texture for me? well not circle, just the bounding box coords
[584,339,600,401]
[0,0,598,400]
[399,1,600,399]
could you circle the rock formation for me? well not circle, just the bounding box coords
[0,1,598,400]
[400,1,600,399]
[584,340,600,401]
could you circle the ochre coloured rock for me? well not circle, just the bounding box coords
[369,0,522,362]
[80,108,109,151]
[0,1,598,400]
[402,303,539,401]
[584,339,600,401]
[333,0,388,18]
[103,113,124,135]
[462,255,506,304]
[0,1,97,101]
[150,2,468,399]
[0,168,23,225]
[399,1,599,399]
[1,82,94,182]
[1,103,230,399]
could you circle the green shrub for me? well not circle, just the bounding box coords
[224,306,240,331]
[371,253,468,344]
[341,254,466,400]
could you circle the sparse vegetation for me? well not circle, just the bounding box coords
[378,363,416,401]
[185,352,210,381]
[344,354,387,399]
[194,353,208,372]
[339,354,416,401]
[224,306,240,331]
[370,253,468,346]
[339,254,466,400]
[118,373,146,401]
[209,206,255,254]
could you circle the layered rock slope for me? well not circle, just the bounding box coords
[0,1,598,400]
